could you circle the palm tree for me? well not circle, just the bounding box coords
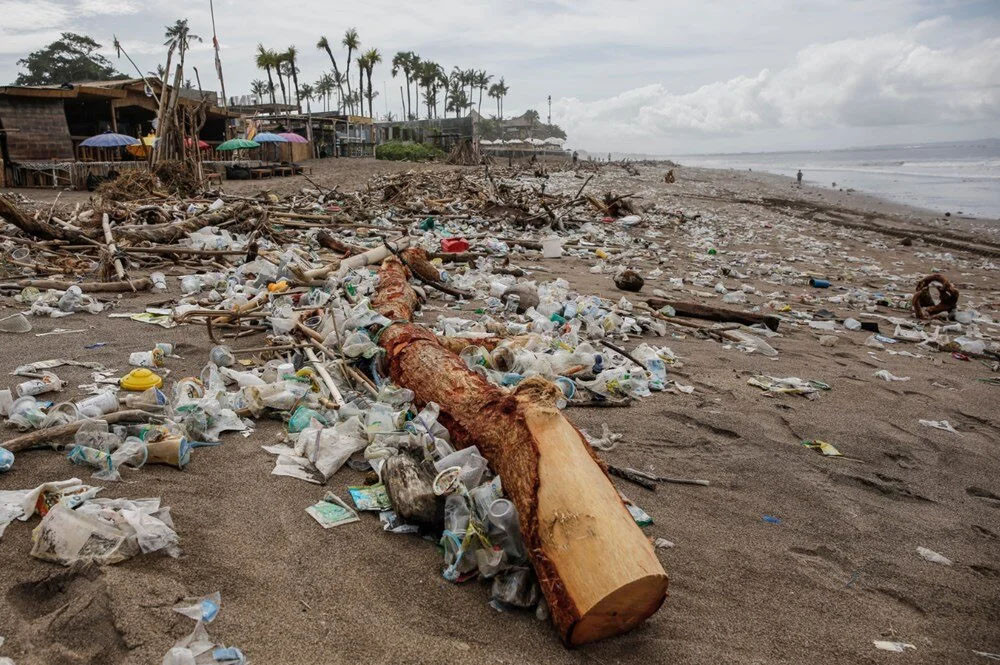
[361,48,381,118]
[285,46,301,112]
[275,53,289,105]
[316,36,344,107]
[418,62,443,120]
[409,54,422,119]
[496,77,508,119]
[163,19,201,94]
[255,44,276,104]
[476,70,492,115]
[164,19,201,57]
[341,28,360,113]
[354,52,368,116]
[314,74,332,111]
[391,51,414,120]
[431,63,446,118]
[335,71,348,113]
[250,79,267,104]
[488,83,501,120]
[447,85,469,118]
[299,83,314,113]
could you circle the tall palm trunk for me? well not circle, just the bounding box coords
[405,73,411,119]
[321,44,344,111]
[290,59,301,112]
[478,86,484,115]
[276,67,287,105]
[265,66,276,104]
[366,68,374,118]
[345,48,354,113]
[357,67,364,116]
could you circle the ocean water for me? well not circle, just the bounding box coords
[679,139,1000,219]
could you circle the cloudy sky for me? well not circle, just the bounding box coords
[1,0,998,154]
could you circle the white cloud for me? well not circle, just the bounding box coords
[0,1,71,31]
[76,0,140,15]
[554,29,1000,152]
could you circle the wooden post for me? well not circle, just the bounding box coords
[373,257,667,645]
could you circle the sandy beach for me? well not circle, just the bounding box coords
[1,158,998,664]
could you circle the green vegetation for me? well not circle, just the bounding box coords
[13,33,126,86]
[376,141,443,161]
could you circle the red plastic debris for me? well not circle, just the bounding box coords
[440,238,470,253]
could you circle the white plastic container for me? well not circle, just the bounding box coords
[0,389,13,416]
[540,236,563,258]
[77,392,120,418]
[16,372,64,397]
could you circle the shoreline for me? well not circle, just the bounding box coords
[1,157,998,664]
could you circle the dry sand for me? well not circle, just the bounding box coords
[1,158,999,664]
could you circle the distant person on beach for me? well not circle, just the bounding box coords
[797,169,803,186]
[572,150,578,166]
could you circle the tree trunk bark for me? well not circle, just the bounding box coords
[113,202,252,244]
[0,195,95,244]
[373,257,667,645]
[646,297,781,331]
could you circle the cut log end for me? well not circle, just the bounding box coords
[569,573,669,646]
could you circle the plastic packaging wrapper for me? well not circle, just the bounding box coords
[29,496,179,566]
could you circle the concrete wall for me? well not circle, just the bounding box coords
[0,96,74,162]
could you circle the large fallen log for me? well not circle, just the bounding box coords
[373,256,667,645]
[647,297,780,331]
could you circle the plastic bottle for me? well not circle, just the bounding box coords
[218,366,266,388]
[123,387,167,409]
[442,494,475,580]
[210,345,236,367]
[488,499,526,562]
[8,396,46,431]
[129,348,165,368]
[15,371,64,397]
[76,391,120,418]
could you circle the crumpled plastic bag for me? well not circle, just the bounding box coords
[30,496,179,566]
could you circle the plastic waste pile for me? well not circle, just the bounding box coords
[0,478,179,565]
[163,592,246,665]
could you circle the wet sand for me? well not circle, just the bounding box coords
[1,159,998,664]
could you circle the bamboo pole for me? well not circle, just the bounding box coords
[372,256,667,645]
[101,213,128,282]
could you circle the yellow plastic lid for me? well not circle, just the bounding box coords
[120,368,164,391]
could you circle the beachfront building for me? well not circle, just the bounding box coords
[374,115,477,153]
[0,79,237,188]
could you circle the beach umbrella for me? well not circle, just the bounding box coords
[252,132,289,143]
[149,137,211,149]
[277,132,308,143]
[80,132,140,148]
[216,138,260,151]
